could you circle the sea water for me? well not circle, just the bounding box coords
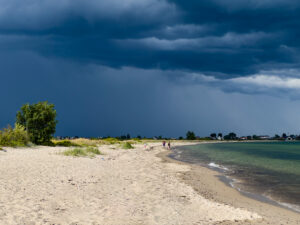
[172,142,300,212]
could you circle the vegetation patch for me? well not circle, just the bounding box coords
[122,142,134,149]
[62,147,102,158]
[54,140,80,147]
[85,146,102,155]
[68,138,99,147]
[131,138,142,142]
[103,137,120,145]
[0,124,30,147]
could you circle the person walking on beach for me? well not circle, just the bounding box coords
[163,141,166,148]
[168,141,171,150]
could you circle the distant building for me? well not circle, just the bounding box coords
[285,136,293,141]
[258,135,270,140]
[240,136,247,140]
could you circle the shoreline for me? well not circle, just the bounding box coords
[157,144,300,225]
[170,146,300,214]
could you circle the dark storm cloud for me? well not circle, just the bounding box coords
[3,0,300,138]
[0,0,300,79]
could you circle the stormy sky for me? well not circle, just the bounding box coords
[1,0,300,137]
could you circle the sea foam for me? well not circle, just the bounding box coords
[208,162,229,171]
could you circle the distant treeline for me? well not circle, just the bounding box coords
[56,131,300,141]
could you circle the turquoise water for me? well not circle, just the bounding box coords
[173,142,300,211]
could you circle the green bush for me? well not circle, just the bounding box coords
[16,101,57,145]
[122,142,134,149]
[63,147,102,158]
[186,131,196,140]
[0,124,30,147]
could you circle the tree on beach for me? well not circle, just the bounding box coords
[218,133,223,138]
[274,134,280,139]
[252,135,259,140]
[210,133,217,139]
[224,132,237,140]
[16,101,57,145]
[186,131,196,140]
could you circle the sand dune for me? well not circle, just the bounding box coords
[0,143,261,225]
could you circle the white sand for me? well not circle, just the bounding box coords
[0,143,261,225]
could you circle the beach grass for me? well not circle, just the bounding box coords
[62,146,102,158]
[53,137,146,147]
[85,146,102,155]
[54,140,81,147]
[121,142,134,149]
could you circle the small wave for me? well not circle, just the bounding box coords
[208,162,229,171]
[278,202,300,213]
[228,178,242,191]
[175,154,181,159]
[266,198,300,213]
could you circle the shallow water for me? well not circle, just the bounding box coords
[172,142,300,212]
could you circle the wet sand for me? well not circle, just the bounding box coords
[158,147,300,225]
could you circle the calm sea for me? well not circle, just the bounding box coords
[172,142,300,212]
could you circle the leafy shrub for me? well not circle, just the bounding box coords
[122,142,134,149]
[63,147,102,158]
[0,124,30,147]
[16,101,57,145]
[186,131,196,140]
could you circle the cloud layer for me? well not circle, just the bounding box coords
[0,0,299,79]
[1,0,300,136]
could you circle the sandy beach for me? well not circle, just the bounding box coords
[0,142,298,225]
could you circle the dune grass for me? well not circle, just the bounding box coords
[62,147,102,158]
[85,146,101,155]
[102,137,120,144]
[121,142,134,149]
[63,147,88,157]
[54,137,155,150]
[54,140,80,147]
[54,137,123,147]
